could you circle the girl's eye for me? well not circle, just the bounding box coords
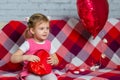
[39,27,44,30]
[46,27,50,30]
[38,27,49,30]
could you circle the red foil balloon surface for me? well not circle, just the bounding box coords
[77,0,109,37]
[28,50,52,75]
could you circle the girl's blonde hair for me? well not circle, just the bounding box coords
[24,13,49,38]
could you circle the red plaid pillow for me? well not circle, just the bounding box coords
[0,20,26,72]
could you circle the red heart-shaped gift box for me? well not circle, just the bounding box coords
[28,49,52,75]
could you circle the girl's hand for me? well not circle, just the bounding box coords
[47,56,54,65]
[47,54,59,65]
[23,55,40,62]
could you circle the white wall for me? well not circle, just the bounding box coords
[0,0,120,21]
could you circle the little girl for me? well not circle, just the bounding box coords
[10,13,59,80]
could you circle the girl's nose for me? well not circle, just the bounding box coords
[44,29,49,33]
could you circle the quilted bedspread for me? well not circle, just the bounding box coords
[0,18,120,80]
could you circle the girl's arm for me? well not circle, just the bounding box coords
[10,49,40,63]
[10,49,25,63]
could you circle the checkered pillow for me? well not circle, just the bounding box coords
[49,18,120,71]
[0,20,26,72]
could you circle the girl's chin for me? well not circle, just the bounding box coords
[35,38,46,42]
[41,37,47,40]
[39,38,47,41]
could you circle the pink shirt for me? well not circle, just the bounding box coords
[19,38,52,79]
[26,38,51,54]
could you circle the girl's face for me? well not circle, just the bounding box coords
[30,22,50,42]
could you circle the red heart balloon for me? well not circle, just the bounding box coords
[28,49,52,75]
[77,0,109,38]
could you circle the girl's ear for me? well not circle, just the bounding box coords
[30,28,34,34]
